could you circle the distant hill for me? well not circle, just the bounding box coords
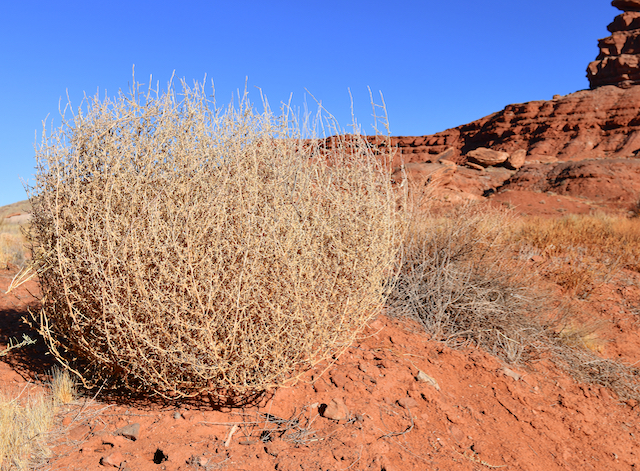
[0,199,32,220]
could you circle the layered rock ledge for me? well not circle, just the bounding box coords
[386,85,640,167]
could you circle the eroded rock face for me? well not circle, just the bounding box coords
[389,85,640,165]
[391,160,457,188]
[612,0,640,12]
[588,1,640,88]
[498,158,640,208]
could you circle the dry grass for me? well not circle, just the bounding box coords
[386,204,551,364]
[0,220,26,270]
[0,368,75,471]
[22,78,404,398]
[511,213,640,296]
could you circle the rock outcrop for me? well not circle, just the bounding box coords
[388,85,640,166]
[466,148,509,167]
[498,158,640,208]
[588,0,640,88]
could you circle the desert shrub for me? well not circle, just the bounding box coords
[26,79,402,398]
[386,205,550,363]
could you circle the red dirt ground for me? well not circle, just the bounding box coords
[2,239,640,471]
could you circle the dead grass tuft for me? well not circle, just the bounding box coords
[386,204,550,364]
[22,77,404,398]
[0,368,76,470]
[387,204,640,400]
[0,390,54,471]
[49,367,76,407]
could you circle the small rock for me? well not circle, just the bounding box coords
[322,398,349,421]
[115,423,140,441]
[501,367,522,381]
[187,455,209,467]
[416,370,440,390]
[173,411,182,420]
[466,161,485,171]
[449,425,466,443]
[397,397,419,409]
[264,439,288,457]
[435,147,457,162]
[313,379,329,393]
[80,436,106,453]
[101,435,128,448]
[471,442,484,455]
[68,424,91,441]
[100,451,124,468]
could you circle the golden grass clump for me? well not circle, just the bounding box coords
[0,391,54,471]
[0,368,75,470]
[25,78,402,398]
[49,367,76,406]
[512,213,640,295]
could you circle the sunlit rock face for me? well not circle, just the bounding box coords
[588,0,640,88]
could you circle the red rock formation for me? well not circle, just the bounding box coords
[588,1,640,88]
[315,2,640,212]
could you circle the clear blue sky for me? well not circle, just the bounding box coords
[0,0,613,206]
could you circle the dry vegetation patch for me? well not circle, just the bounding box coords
[512,213,640,296]
[388,205,640,400]
[0,221,25,270]
[387,205,551,364]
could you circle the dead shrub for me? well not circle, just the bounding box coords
[387,205,640,400]
[24,78,403,398]
[386,205,550,363]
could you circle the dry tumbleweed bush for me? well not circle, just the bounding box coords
[27,79,403,398]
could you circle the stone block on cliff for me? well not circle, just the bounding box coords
[613,0,640,12]
[435,147,457,163]
[608,12,640,32]
[505,149,526,169]
[466,148,509,167]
